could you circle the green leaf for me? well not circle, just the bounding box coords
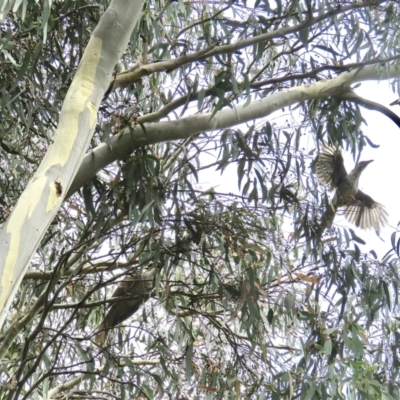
[349,228,366,245]
[284,294,295,313]
[323,339,332,356]
[185,343,193,381]
[299,28,309,47]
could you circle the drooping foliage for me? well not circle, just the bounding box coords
[1,1,400,399]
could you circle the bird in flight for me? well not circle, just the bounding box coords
[315,145,388,230]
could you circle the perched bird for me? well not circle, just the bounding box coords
[315,145,388,230]
[94,268,156,346]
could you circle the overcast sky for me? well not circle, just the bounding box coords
[351,81,400,251]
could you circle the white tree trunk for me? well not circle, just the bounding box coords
[0,0,145,329]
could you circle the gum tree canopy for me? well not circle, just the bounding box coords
[1,0,400,398]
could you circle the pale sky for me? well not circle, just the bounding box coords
[351,81,400,251]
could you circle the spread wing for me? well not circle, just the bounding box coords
[315,146,347,191]
[343,190,388,230]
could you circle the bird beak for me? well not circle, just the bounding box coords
[365,160,373,165]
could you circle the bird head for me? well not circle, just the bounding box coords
[355,159,373,173]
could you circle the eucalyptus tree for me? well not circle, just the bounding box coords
[1,0,400,399]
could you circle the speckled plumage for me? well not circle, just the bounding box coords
[95,268,156,346]
[316,145,387,230]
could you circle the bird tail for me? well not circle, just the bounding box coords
[94,323,107,347]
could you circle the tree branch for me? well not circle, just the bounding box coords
[110,1,386,90]
[68,63,400,198]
